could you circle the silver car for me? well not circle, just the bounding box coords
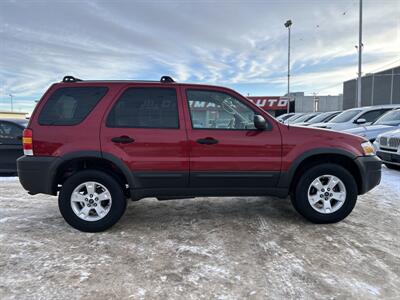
[310,105,400,131]
[345,109,400,142]
[374,128,400,170]
[294,111,340,127]
[276,113,295,123]
[289,112,321,125]
[283,113,305,124]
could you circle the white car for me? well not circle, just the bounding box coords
[294,111,340,127]
[276,113,295,123]
[289,112,321,125]
[283,113,306,124]
[374,128,400,170]
[310,105,400,131]
[345,109,400,142]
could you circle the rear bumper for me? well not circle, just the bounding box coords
[354,155,382,195]
[17,156,60,195]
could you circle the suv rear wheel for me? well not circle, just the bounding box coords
[291,163,357,223]
[58,170,127,232]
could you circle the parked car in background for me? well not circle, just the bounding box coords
[283,113,305,124]
[374,128,400,170]
[345,109,400,142]
[289,112,321,125]
[276,113,295,123]
[294,111,341,127]
[310,105,400,131]
[17,75,381,232]
[0,119,28,174]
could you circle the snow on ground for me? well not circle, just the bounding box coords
[0,168,399,299]
[0,176,18,182]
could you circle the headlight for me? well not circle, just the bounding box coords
[361,141,375,156]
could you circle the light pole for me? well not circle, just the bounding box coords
[357,0,363,107]
[9,94,13,112]
[284,19,292,113]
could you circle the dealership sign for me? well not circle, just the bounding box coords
[247,97,288,110]
[188,96,288,111]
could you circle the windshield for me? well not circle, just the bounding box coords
[292,113,318,123]
[285,113,304,122]
[330,109,362,123]
[277,113,294,121]
[307,112,335,124]
[373,110,400,126]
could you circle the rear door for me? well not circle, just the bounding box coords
[0,121,24,173]
[100,85,189,188]
[182,87,282,188]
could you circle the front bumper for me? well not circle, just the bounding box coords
[376,150,400,166]
[354,155,382,195]
[17,156,61,195]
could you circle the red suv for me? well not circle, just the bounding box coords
[18,76,381,232]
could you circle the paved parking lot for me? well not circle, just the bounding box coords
[0,167,399,299]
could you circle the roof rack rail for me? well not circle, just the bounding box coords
[62,75,83,83]
[160,76,174,83]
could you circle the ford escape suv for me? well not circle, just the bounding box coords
[18,76,381,232]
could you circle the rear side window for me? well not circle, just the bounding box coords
[106,88,179,129]
[38,87,108,125]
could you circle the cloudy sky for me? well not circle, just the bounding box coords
[0,0,399,112]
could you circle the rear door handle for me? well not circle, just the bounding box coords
[111,136,135,144]
[196,137,218,145]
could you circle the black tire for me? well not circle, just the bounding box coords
[58,170,127,232]
[385,163,400,170]
[291,163,358,224]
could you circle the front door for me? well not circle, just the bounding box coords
[100,85,189,188]
[182,87,282,188]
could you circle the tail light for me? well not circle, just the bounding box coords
[22,129,33,156]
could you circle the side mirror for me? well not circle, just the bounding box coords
[254,115,267,130]
[355,118,367,124]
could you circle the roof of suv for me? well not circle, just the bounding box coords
[59,75,222,89]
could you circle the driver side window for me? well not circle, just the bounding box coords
[186,89,256,130]
[360,109,389,123]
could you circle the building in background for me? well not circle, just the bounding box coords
[343,65,400,109]
[247,96,288,117]
[291,92,343,113]
[0,111,28,119]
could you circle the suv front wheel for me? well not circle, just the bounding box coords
[58,170,127,232]
[291,163,358,223]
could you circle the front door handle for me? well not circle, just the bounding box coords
[111,136,135,144]
[196,137,218,145]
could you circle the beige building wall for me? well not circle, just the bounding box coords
[0,111,28,119]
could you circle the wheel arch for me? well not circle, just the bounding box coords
[279,148,363,195]
[50,151,135,197]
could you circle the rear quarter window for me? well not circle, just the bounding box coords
[38,86,108,125]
